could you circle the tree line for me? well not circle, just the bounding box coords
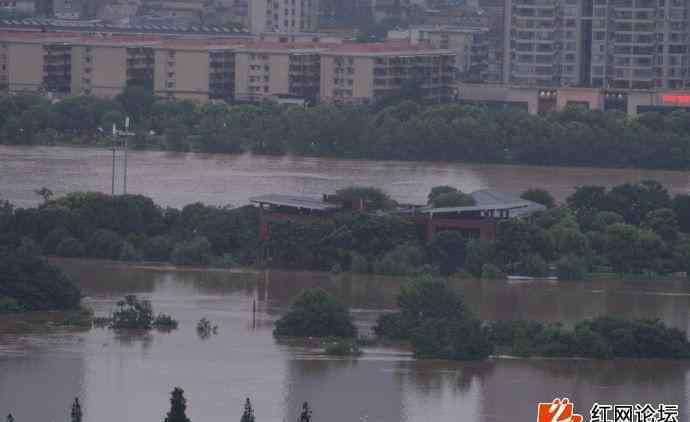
[5,390,310,422]
[3,89,690,169]
[1,179,689,294]
[274,277,690,360]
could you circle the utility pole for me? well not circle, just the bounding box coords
[111,117,135,196]
[123,117,130,195]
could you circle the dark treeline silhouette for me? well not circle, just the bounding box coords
[3,90,690,170]
[1,179,689,291]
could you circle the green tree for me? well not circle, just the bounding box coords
[674,194,690,232]
[427,230,466,276]
[520,188,555,208]
[375,277,492,360]
[164,387,191,422]
[427,186,457,204]
[273,289,356,338]
[241,398,256,422]
[429,191,475,208]
[171,237,212,266]
[643,208,680,243]
[495,220,548,272]
[604,180,672,225]
[111,295,154,329]
[116,86,155,123]
[335,186,396,210]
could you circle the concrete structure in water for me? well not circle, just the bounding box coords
[250,190,545,243]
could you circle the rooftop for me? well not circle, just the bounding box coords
[418,190,546,216]
[326,41,454,56]
[250,194,340,212]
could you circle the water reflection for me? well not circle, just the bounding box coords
[2,260,690,422]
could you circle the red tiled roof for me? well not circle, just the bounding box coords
[328,41,443,54]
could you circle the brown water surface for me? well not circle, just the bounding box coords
[1,259,690,422]
[1,145,689,208]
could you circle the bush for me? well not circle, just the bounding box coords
[556,255,588,280]
[153,313,179,330]
[211,253,237,268]
[350,252,369,273]
[171,236,212,266]
[142,235,175,261]
[111,295,153,329]
[42,227,72,255]
[372,242,424,276]
[119,241,141,262]
[55,237,86,258]
[324,338,362,356]
[86,229,124,259]
[0,248,81,311]
[274,289,356,338]
[335,186,396,210]
[0,296,24,313]
[480,264,506,280]
[428,230,467,276]
[520,188,555,209]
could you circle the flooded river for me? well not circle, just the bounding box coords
[2,260,690,422]
[1,145,689,208]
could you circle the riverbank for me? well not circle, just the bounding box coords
[4,92,690,170]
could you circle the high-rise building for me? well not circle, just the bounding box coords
[504,0,583,87]
[249,0,320,33]
[504,0,690,89]
[587,0,689,90]
[0,0,35,14]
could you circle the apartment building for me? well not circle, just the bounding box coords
[53,0,82,19]
[320,42,456,104]
[140,0,205,22]
[234,43,325,102]
[504,0,584,87]
[249,0,320,33]
[154,42,240,102]
[389,26,490,82]
[587,0,689,90]
[0,0,35,14]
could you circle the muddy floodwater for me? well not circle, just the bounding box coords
[2,259,690,422]
[1,145,689,208]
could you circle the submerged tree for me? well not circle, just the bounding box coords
[164,387,191,422]
[240,398,256,422]
[71,397,82,422]
[299,402,312,422]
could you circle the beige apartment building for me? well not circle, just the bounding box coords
[389,26,490,83]
[1,31,458,105]
[320,43,456,104]
[234,42,325,102]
